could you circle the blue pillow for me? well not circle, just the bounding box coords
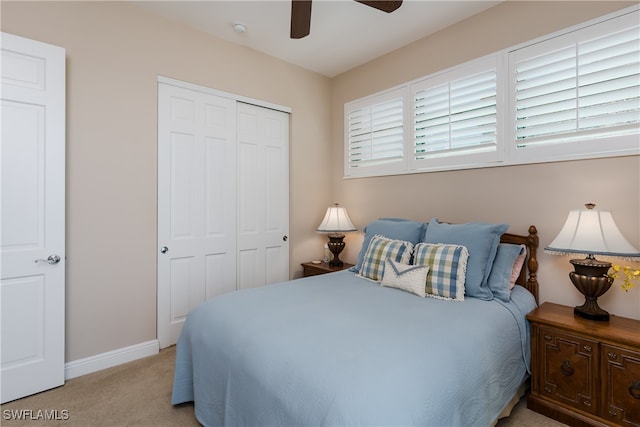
[351,219,427,272]
[487,243,525,302]
[422,219,508,300]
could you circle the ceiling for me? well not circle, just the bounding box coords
[131,0,502,77]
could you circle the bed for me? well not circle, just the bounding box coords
[172,218,540,427]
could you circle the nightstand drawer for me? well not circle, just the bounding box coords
[304,265,329,277]
[601,344,640,426]
[301,261,354,277]
[539,327,599,415]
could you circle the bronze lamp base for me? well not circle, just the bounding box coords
[569,256,613,321]
[327,233,346,267]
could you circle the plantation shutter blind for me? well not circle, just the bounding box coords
[346,90,404,175]
[514,23,640,147]
[413,70,498,159]
[343,7,637,177]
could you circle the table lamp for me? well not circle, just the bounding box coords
[545,203,640,321]
[317,203,357,267]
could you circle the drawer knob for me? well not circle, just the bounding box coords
[544,334,552,341]
[561,360,574,376]
[609,410,618,417]
[583,345,591,353]
[544,385,552,393]
[630,381,640,400]
[608,352,618,360]
[583,400,592,407]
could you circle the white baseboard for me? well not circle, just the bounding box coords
[64,339,160,380]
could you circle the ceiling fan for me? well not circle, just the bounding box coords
[290,0,403,39]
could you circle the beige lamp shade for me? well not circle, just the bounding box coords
[545,204,640,260]
[317,203,357,233]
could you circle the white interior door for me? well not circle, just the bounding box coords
[237,102,289,289]
[1,33,66,403]
[157,82,237,348]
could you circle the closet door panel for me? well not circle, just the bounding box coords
[237,103,289,288]
[158,82,236,348]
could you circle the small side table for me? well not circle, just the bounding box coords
[527,302,640,427]
[301,261,354,277]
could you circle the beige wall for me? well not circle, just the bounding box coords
[3,1,639,365]
[331,1,640,320]
[2,1,332,361]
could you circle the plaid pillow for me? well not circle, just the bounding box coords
[413,243,468,301]
[358,235,413,282]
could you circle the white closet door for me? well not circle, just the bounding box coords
[237,103,290,289]
[157,82,237,348]
[1,33,66,403]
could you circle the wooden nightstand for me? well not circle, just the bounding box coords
[301,261,354,277]
[527,302,640,427]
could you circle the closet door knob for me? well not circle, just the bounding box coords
[283,235,288,241]
[35,254,61,265]
[160,246,169,254]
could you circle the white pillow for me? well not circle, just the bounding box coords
[381,258,430,297]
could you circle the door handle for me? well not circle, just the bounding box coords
[35,254,61,265]
[160,246,169,254]
[282,235,288,242]
[561,360,574,376]
[630,381,640,399]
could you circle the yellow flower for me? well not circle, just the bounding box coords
[609,264,640,292]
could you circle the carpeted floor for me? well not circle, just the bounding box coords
[1,347,566,426]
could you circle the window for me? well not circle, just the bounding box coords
[410,56,503,171]
[343,6,639,178]
[345,88,406,176]
[509,10,640,163]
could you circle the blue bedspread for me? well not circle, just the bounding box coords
[172,270,537,427]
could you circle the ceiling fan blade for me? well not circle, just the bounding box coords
[291,0,312,39]
[355,0,403,13]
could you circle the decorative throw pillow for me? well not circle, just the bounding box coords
[487,243,526,302]
[381,258,430,297]
[351,219,426,272]
[358,235,413,282]
[510,244,527,290]
[422,219,508,300]
[413,243,468,301]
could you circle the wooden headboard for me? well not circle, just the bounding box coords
[500,225,539,303]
